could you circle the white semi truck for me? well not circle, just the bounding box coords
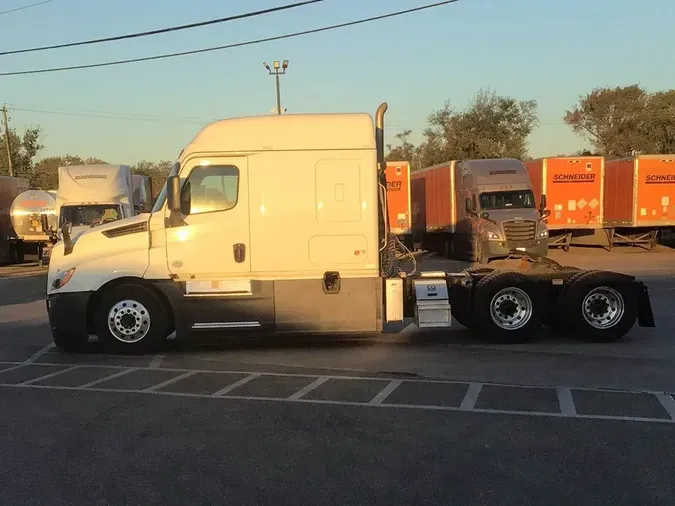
[45,104,656,353]
[56,164,134,240]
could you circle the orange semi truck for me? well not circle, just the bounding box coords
[384,161,412,248]
[603,154,675,249]
[525,156,604,251]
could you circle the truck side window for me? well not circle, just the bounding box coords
[185,165,239,215]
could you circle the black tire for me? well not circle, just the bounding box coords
[556,271,638,342]
[450,283,474,329]
[94,283,170,354]
[472,271,543,344]
[550,270,601,332]
[52,330,89,353]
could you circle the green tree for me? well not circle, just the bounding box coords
[0,125,44,179]
[564,84,652,157]
[643,90,675,154]
[419,89,539,165]
[386,129,418,167]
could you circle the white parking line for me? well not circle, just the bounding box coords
[18,365,81,385]
[24,343,56,364]
[655,393,675,420]
[287,376,330,400]
[0,343,56,374]
[211,373,261,397]
[79,368,137,388]
[1,359,673,396]
[556,387,577,416]
[2,381,673,424]
[143,371,197,392]
[369,379,402,405]
[460,383,483,410]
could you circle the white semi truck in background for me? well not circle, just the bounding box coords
[45,103,656,354]
[56,164,135,240]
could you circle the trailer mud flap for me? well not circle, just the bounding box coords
[636,283,656,327]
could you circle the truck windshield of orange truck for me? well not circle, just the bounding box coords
[479,190,536,210]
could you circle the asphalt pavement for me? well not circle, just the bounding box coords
[1,246,675,505]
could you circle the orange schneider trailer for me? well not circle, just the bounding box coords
[603,155,675,249]
[524,156,604,251]
[384,161,412,246]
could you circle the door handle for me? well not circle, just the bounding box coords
[233,243,246,263]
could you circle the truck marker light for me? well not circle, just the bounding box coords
[52,267,76,290]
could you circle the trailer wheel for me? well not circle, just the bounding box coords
[473,272,543,343]
[557,271,638,342]
[94,283,170,354]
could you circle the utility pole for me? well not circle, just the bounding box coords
[1,105,13,177]
[263,60,289,115]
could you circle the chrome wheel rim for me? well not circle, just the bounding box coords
[582,286,624,329]
[490,287,533,330]
[107,299,151,343]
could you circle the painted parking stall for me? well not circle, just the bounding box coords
[1,360,674,424]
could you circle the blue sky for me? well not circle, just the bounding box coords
[1,0,672,164]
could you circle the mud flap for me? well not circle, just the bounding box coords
[636,282,656,327]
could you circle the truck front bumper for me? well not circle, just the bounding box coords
[46,292,91,338]
[486,239,548,259]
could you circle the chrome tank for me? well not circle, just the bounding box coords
[10,189,58,241]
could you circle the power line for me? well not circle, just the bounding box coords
[0,0,53,17]
[0,0,458,76]
[0,0,327,56]
[10,103,675,128]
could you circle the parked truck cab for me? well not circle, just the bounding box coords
[56,164,134,240]
[458,159,550,263]
[45,104,655,354]
[411,159,549,263]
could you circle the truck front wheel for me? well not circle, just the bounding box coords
[94,283,170,354]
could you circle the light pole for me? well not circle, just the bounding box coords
[263,60,288,115]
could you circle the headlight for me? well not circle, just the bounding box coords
[486,231,500,240]
[539,229,549,238]
[52,267,76,290]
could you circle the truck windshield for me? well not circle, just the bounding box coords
[152,161,180,213]
[479,190,536,210]
[60,205,121,226]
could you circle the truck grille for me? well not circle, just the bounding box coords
[502,219,536,247]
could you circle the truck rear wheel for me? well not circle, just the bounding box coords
[94,283,170,354]
[557,271,638,342]
[472,272,543,343]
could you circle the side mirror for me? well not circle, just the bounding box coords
[167,176,181,213]
[540,209,551,219]
[480,211,490,220]
[540,194,547,213]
